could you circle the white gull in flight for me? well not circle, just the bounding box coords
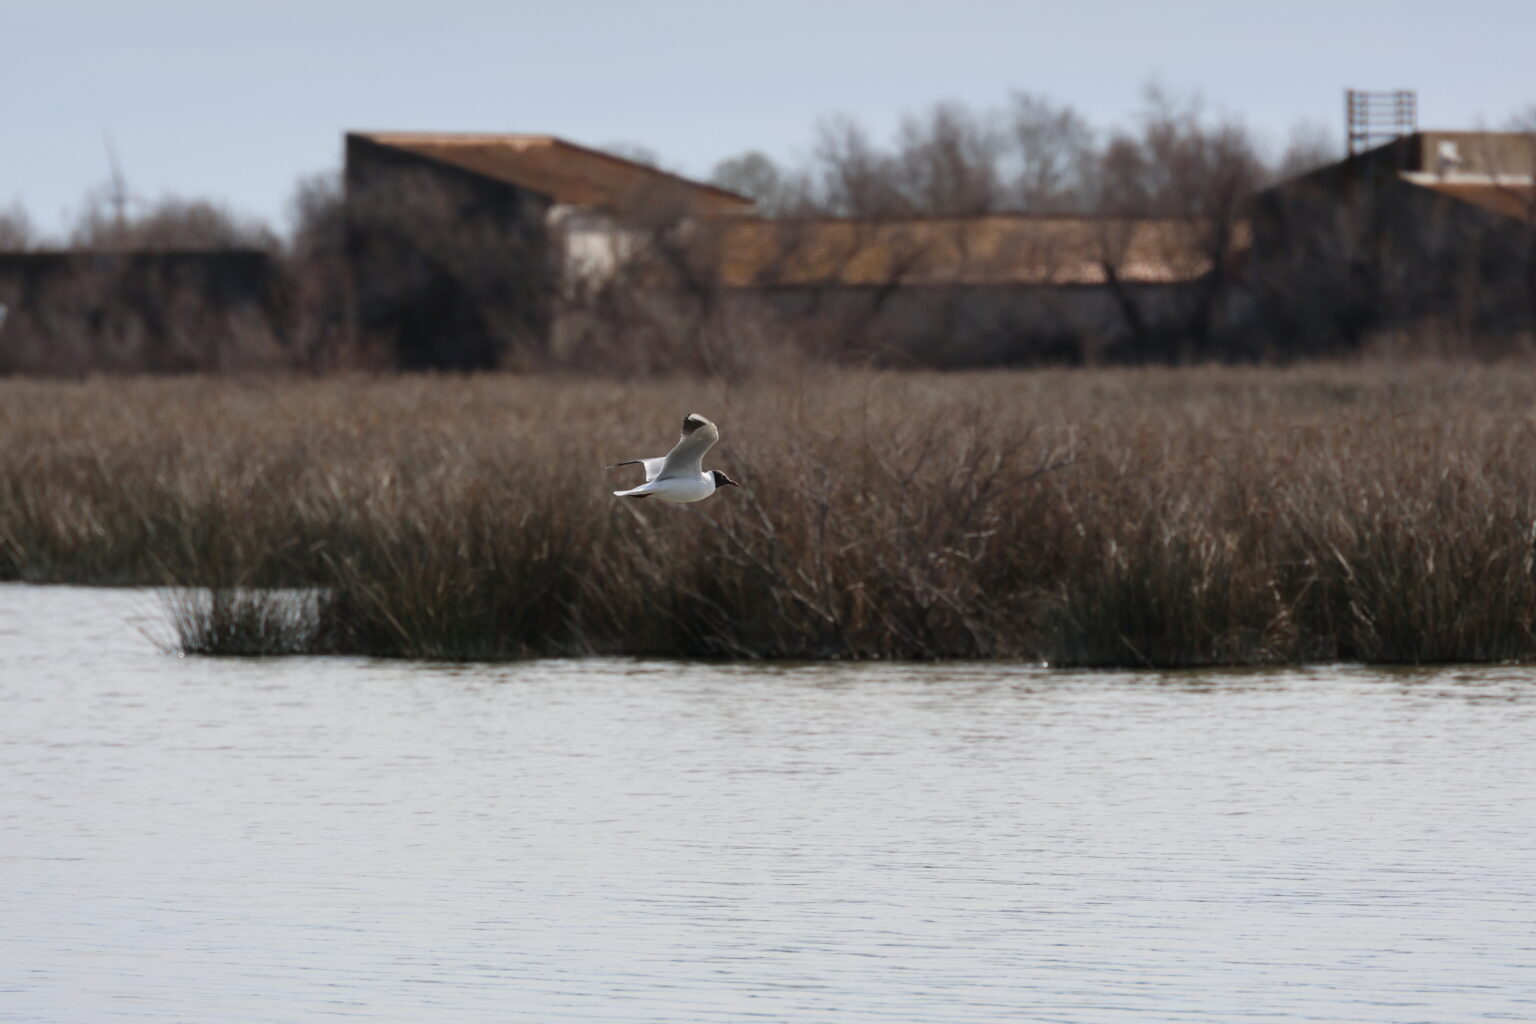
[606,413,739,503]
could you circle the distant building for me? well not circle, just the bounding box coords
[344,132,753,369]
[1252,130,1536,352]
[346,125,1535,370]
[344,130,1251,368]
[706,214,1250,364]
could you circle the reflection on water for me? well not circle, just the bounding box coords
[3,585,1536,1023]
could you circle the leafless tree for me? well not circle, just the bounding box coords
[0,203,38,250]
[1495,107,1536,336]
[549,202,797,378]
[70,189,276,251]
[1006,91,1094,211]
[289,171,344,256]
[599,141,668,170]
[346,164,551,369]
[710,150,811,215]
[890,101,1005,215]
[1270,120,1340,184]
[738,95,1101,219]
[1081,86,1264,360]
[281,171,370,369]
[808,115,909,217]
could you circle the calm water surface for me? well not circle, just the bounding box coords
[3,585,1535,1022]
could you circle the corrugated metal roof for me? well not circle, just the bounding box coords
[353,132,755,216]
[712,215,1250,288]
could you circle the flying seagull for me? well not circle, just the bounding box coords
[606,413,739,503]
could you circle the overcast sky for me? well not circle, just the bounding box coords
[6,0,1534,238]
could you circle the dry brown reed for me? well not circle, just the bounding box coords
[4,364,1536,665]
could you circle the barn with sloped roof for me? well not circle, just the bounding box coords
[344,131,753,369]
[1252,130,1536,354]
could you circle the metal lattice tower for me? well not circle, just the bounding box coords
[1346,89,1417,155]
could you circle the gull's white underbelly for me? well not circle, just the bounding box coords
[614,474,715,503]
[648,476,715,503]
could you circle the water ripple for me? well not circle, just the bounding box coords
[2,585,1535,1022]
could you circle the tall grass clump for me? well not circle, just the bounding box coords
[5,364,1536,665]
[168,588,320,657]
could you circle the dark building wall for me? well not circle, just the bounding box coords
[344,135,555,370]
[720,282,1204,367]
[0,250,279,374]
[1251,168,1535,354]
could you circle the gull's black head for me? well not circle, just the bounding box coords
[710,470,740,489]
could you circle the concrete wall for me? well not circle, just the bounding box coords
[724,282,1205,366]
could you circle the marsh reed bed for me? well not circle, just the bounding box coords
[4,365,1536,665]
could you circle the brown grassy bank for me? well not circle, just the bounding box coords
[3,365,1536,665]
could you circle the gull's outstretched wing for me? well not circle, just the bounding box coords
[603,457,666,482]
[656,413,720,480]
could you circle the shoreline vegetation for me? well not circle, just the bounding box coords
[4,364,1536,666]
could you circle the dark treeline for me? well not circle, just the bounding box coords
[1,87,1534,374]
[0,173,358,374]
[696,89,1326,367]
[704,89,1536,364]
[708,88,1333,217]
